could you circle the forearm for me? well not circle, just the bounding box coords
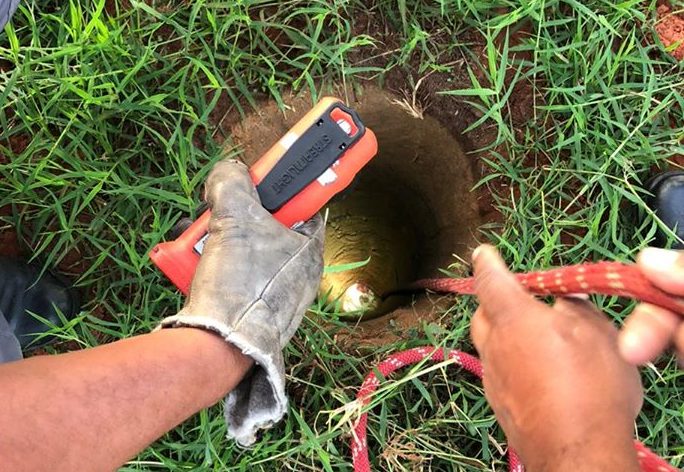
[0,328,253,472]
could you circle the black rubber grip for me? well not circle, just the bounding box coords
[256,103,365,212]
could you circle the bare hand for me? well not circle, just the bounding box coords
[619,247,684,365]
[470,245,642,471]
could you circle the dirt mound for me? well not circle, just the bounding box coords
[656,3,684,60]
[231,86,489,344]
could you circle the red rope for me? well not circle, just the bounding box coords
[351,262,683,472]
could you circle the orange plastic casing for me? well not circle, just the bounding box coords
[149,97,378,295]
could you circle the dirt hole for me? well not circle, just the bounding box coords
[232,87,486,343]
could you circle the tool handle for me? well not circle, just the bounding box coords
[150,98,378,295]
[150,210,210,295]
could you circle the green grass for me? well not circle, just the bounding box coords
[1,0,683,470]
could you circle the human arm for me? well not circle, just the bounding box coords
[470,245,642,472]
[0,328,252,472]
[0,159,324,470]
[619,247,684,365]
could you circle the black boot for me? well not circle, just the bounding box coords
[0,257,81,349]
[646,171,684,250]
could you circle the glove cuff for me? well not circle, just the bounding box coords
[158,313,287,447]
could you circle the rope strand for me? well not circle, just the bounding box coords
[350,262,682,472]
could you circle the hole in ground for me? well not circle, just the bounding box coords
[232,87,487,342]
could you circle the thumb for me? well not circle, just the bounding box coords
[293,213,325,257]
[204,159,271,222]
[473,245,535,323]
[637,248,684,296]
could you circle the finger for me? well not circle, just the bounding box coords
[472,245,536,324]
[552,297,597,323]
[673,322,684,365]
[294,214,325,270]
[618,303,680,365]
[204,159,266,219]
[637,247,684,296]
[564,293,590,301]
[294,213,325,240]
[553,297,597,315]
[470,307,490,355]
[553,297,613,330]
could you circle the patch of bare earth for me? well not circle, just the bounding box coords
[656,2,684,60]
[207,9,541,348]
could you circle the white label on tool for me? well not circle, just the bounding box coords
[317,168,338,186]
[337,118,352,135]
[194,233,209,255]
[279,132,298,150]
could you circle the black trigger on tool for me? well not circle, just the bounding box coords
[256,104,365,213]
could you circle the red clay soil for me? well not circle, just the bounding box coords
[656,3,684,60]
[0,206,21,258]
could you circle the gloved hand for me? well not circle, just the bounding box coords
[159,159,325,446]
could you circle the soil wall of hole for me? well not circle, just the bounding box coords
[231,86,491,346]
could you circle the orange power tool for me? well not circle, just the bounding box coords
[150,98,378,294]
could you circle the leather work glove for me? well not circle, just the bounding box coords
[159,159,325,446]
